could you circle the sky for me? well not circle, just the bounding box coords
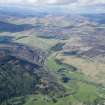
[0,0,105,13]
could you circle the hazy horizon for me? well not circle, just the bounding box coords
[0,0,105,13]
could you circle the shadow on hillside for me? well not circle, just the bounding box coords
[0,21,34,32]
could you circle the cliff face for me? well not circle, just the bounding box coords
[0,43,65,103]
[0,43,46,66]
[0,43,46,101]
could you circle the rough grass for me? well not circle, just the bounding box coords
[15,35,61,51]
[22,94,82,105]
[46,55,63,71]
[0,33,62,51]
[74,82,98,103]
[45,53,104,105]
[56,54,105,85]
[1,34,105,105]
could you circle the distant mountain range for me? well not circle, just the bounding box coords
[83,14,105,24]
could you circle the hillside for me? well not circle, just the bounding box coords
[0,6,105,105]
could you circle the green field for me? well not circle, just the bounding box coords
[45,52,105,105]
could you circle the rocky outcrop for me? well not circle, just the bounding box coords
[0,43,46,66]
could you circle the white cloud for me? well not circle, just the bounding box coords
[77,0,105,6]
[0,0,22,4]
[0,0,105,13]
[0,0,104,6]
[0,0,77,5]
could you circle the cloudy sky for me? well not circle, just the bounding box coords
[0,0,105,5]
[0,0,105,13]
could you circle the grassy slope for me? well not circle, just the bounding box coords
[18,36,105,105]
[45,53,105,105]
[56,54,105,85]
[21,62,104,105]
[1,34,105,105]
[15,35,62,51]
